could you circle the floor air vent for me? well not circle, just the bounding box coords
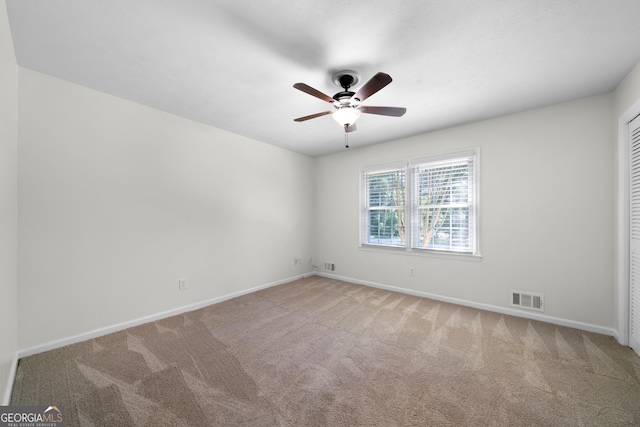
[323,262,335,272]
[510,290,544,312]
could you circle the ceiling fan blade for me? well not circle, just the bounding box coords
[359,106,407,117]
[293,83,335,103]
[345,123,357,133]
[353,72,393,102]
[293,111,333,122]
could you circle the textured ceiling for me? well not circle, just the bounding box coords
[7,0,640,157]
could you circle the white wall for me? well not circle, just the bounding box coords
[316,94,614,329]
[17,69,315,350]
[0,1,18,404]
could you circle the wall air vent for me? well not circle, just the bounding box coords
[323,262,335,272]
[510,289,544,312]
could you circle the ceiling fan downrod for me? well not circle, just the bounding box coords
[333,74,357,101]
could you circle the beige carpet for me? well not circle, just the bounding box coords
[11,276,640,426]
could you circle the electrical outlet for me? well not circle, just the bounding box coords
[409,267,415,277]
[178,279,188,290]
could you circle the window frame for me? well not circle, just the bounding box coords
[360,149,481,259]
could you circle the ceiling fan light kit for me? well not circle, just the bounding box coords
[332,106,361,127]
[293,71,406,148]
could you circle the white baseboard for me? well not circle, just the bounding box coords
[2,352,18,405]
[17,274,309,359]
[317,272,618,338]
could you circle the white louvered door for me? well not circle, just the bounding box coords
[630,114,640,355]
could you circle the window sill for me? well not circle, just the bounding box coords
[359,244,482,261]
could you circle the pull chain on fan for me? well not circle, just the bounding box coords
[344,124,349,148]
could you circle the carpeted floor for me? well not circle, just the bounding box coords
[11,276,640,426]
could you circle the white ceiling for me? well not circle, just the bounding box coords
[6,0,640,157]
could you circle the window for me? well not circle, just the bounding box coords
[361,149,479,257]
[364,163,407,246]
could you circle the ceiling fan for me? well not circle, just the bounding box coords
[293,71,407,138]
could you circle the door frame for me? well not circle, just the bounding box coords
[617,98,640,347]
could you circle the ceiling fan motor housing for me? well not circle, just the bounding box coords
[333,91,356,102]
